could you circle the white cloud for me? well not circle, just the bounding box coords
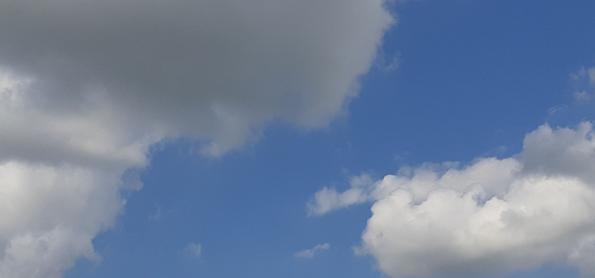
[311,122,595,277]
[0,162,121,278]
[148,206,164,222]
[307,174,375,216]
[0,1,394,277]
[572,67,595,103]
[294,243,331,259]
[183,242,203,259]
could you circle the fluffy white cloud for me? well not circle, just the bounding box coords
[294,243,331,259]
[0,1,393,277]
[364,175,595,278]
[0,162,122,278]
[311,122,595,277]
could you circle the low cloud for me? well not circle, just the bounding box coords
[311,122,595,277]
[0,0,394,277]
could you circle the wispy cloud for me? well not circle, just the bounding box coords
[294,243,331,259]
[571,67,595,103]
[307,175,375,216]
[183,242,203,259]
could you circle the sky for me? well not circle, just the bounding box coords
[1,0,595,278]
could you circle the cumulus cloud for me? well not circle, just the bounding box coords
[0,162,122,278]
[294,243,331,259]
[311,122,595,277]
[0,1,393,277]
[0,0,393,156]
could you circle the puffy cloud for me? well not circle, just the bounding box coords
[311,122,595,277]
[0,0,393,155]
[309,159,522,217]
[521,122,595,182]
[364,175,595,278]
[0,1,393,277]
[0,162,122,278]
[294,243,331,259]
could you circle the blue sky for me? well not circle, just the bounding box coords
[62,0,595,277]
[1,0,595,278]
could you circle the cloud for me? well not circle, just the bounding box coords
[294,243,331,259]
[148,206,165,222]
[183,242,203,259]
[307,174,375,216]
[0,162,121,278]
[0,1,393,277]
[571,67,595,103]
[0,0,393,156]
[312,122,595,277]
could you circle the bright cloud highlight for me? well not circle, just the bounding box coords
[311,122,595,277]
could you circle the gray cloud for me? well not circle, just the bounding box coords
[0,1,393,277]
[0,0,393,155]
